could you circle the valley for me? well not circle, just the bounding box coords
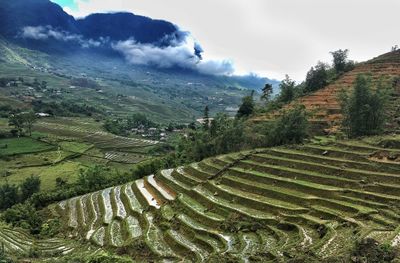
[0,0,399,262]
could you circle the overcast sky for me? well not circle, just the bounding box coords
[52,0,400,81]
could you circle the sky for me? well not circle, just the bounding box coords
[52,0,400,81]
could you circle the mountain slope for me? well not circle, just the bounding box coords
[24,137,398,262]
[254,50,400,134]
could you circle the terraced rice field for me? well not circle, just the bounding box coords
[0,226,78,256]
[254,50,400,134]
[41,139,400,262]
[104,151,147,164]
[35,119,158,150]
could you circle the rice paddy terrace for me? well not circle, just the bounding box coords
[254,50,400,134]
[0,225,99,259]
[21,137,397,262]
[35,118,159,150]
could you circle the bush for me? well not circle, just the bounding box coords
[1,202,42,234]
[350,238,397,263]
[0,183,19,210]
[20,175,41,201]
[265,105,309,146]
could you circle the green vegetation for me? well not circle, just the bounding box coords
[304,61,328,93]
[236,91,255,118]
[0,22,399,262]
[0,137,53,156]
[103,113,158,136]
[330,49,355,74]
[351,238,398,263]
[340,74,390,137]
[27,136,399,262]
[20,175,40,201]
[264,105,309,145]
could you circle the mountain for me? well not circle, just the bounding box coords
[0,0,78,37]
[0,0,279,123]
[0,0,189,53]
[76,12,182,45]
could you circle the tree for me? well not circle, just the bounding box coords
[266,105,309,145]
[261,83,273,101]
[20,175,41,201]
[305,62,328,93]
[22,111,37,137]
[8,114,25,137]
[277,75,296,103]
[127,113,155,129]
[203,105,210,130]
[8,112,37,137]
[77,166,108,192]
[330,49,349,73]
[0,183,19,210]
[340,74,389,137]
[2,202,42,234]
[236,91,255,118]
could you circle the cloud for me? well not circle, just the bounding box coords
[20,25,101,48]
[112,35,235,76]
[52,0,400,80]
[20,25,234,75]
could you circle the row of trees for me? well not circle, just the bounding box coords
[8,111,37,137]
[176,102,309,163]
[259,49,356,109]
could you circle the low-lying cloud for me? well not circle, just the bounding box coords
[21,26,102,48]
[20,25,235,75]
[112,36,235,75]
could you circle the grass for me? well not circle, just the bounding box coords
[59,141,93,153]
[0,137,55,156]
[1,161,84,191]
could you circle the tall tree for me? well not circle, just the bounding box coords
[22,111,37,137]
[340,74,389,137]
[0,183,19,210]
[236,91,255,118]
[277,75,296,103]
[203,105,210,130]
[261,83,273,101]
[305,62,328,93]
[20,175,41,201]
[8,113,25,137]
[330,49,349,73]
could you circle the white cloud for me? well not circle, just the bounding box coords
[112,36,234,75]
[54,0,400,81]
[21,24,234,76]
[20,25,101,48]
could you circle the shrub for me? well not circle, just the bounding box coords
[265,105,309,146]
[350,238,397,263]
[20,175,41,201]
[1,202,42,234]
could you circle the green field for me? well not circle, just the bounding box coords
[0,137,55,156]
[3,161,84,190]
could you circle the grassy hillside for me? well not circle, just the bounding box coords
[0,37,262,123]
